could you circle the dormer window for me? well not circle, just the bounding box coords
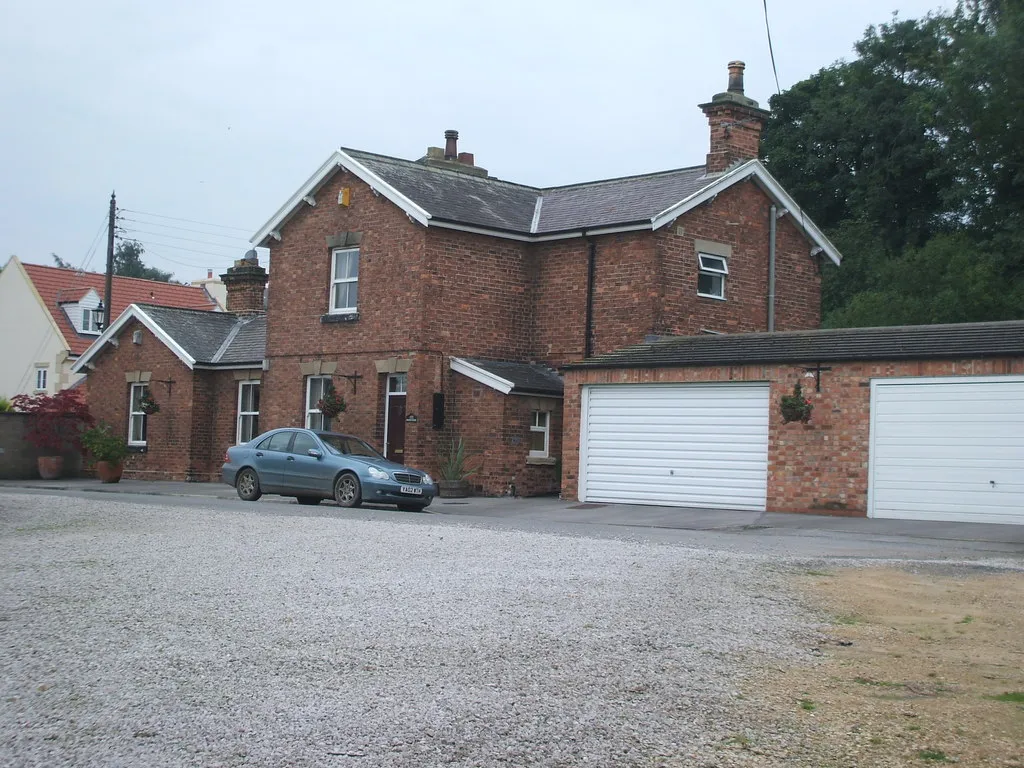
[82,308,103,334]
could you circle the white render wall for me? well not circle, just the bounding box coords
[0,260,70,398]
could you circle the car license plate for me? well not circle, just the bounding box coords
[400,485,423,495]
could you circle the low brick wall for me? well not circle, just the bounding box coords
[0,412,83,479]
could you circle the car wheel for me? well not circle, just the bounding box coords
[334,473,362,508]
[236,468,262,501]
[296,496,321,506]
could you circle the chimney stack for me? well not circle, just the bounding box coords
[418,130,489,177]
[699,61,770,174]
[444,129,459,160]
[220,250,268,316]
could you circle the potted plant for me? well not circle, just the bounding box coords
[317,384,347,419]
[139,391,161,415]
[81,423,129,483]
[780,382,814,424]
[437,437,479,498]
[11,389,93,479]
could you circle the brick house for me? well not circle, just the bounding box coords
[71,257,268,481]
[561,321,1024,525]
[249,62,841,496]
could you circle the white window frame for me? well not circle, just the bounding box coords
[529,410,550,458]
[128,383,148,446]
[34,366,48,391]
[236,381,260,444]
[82,308,102,334]
[697,253,728,300]
[305,375,333,431]
[329,247,360,314]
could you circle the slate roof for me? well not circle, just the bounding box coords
[562,320,1024,370]
[135,304,265,366]
[344,148,712,236]
[21,262,219,355]
[461,358,564,396]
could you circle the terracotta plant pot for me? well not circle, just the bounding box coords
[95,461,124,484]
[438,480,470,498]
[37,455,64,480]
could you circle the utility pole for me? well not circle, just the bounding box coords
[103,191,116,328]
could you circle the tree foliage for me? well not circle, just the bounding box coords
[113,240,173,282]
[761,0,1024,327]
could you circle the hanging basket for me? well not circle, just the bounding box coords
[780,382,813,424]
[317,387,347,419]
[139,393,161,415]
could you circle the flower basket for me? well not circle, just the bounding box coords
[780,382,813,424]
[139,392,160,415]
[317,386,347,419]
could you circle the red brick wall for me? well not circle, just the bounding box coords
[562,357,1024,516]
[702,103,764,173]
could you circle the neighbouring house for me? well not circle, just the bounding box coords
[561,321,1024,525]
[0,257,222,399]
[247,61,841,496]
[70,255,267,481]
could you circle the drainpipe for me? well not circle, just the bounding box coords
[767,204,777,332]
[584,237,596,358]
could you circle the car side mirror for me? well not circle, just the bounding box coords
[307,449,322,459]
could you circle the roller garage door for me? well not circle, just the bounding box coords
[870,376,1024,524]
[579,383,769,510]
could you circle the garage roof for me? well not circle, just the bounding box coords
[563,320,1024,370]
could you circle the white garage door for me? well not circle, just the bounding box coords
[870,376,1024,525]
[580,383,769,510]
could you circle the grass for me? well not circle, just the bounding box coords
[918,748,951,762]
[799,698,817,711]
[957,615,974,624]
[854,676,904,688]
[835,614,862,625]
[804,569,832,576]
[986,691,1024,703]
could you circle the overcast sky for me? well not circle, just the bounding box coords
[1,0,948,282]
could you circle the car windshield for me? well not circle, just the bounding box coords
[319,434,384,459]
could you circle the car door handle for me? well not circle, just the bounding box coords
[286,456,295,461]
[255,452,264,457]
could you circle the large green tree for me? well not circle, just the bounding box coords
[761,0,1024,327]
[113,240,173,282]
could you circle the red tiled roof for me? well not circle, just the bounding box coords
[21,262,219,356]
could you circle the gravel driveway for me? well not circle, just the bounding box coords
[0,493,818,767]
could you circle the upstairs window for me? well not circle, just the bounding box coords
[329,248,359,314]
[82,308,103,334]
[34,366,48,391]
[697,253,728,300]
[529,411,550,458]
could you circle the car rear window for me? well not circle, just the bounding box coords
[263,432,293,452]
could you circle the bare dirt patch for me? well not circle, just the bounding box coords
[739,565,1024,767]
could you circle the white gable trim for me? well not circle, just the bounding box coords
[70,304,197,373]
[251,149,432,247]
[450,357,514,395]
[650,160,842,266]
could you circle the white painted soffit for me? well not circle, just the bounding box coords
[70,304,197,373]
[250,149,432,247]
[449,357,515,395]
[650,159,843,267]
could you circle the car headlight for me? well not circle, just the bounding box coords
[421,474,434,486]
[367,467,390,481]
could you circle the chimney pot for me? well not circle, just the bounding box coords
[727,60,745,94]
[457,152,474,166]
[444,129,459,160]
[207,269,213,279]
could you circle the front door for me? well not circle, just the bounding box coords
[384,373,407,460]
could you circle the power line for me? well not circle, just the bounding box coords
[120,227,242,251]
[143,246,223,272]
[763,0,782,95]
[119,217,246,241]
[120,237,242,260]
[78,213,109,272]
[120,208,251,233]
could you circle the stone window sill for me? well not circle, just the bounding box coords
[321,312,359,324]
[526,456,557,466]
[128,445,148,454]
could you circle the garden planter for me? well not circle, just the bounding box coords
[37,455,64,480]
[438,480,470,498]
[95,461,123,484]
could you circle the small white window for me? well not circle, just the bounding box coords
[237,381,260,444]
[82,308,102,334]
[329,247,359,313]
[305,376,333,431]
[34,367,48,391]
[128,383,148,446]
[529,410,550,458]
[697,253,728,300]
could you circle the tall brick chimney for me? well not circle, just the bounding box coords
[699,61,770,174]
[418,129,489,178]
[220,250,268,316]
